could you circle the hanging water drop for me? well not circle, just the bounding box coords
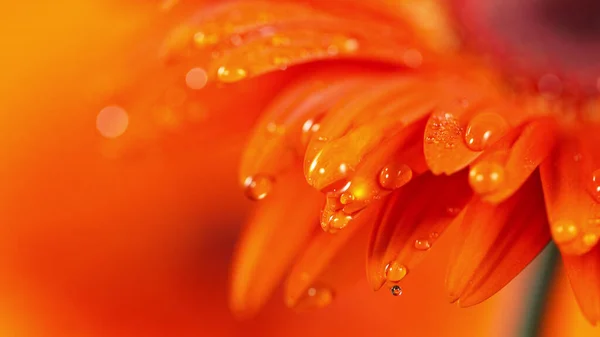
[414,239,431,251]
[390,285,403,296]
[378,163,413,190]
[464,112,508,152]
[385,261,408,282]
[243,175,273,201]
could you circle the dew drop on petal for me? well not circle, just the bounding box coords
[185,67,208,90]
[468,161,505,195]
[464,112,509,152]
[414,239,431,251]
[589,169,600,203]
[96,105,129,139]
[378,163,413,190]
[390,285,403,296]
[385,261,408,282]
[552,221,579,243]
[243,175,273,201]
[217,65,248,83]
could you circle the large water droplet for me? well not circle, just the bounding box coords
[378,163,413,190]
[589,169,600,203]
[217,65,248,83]
[414,239,431,251]
[390,285,403,296]
[469,161,505,195]
[243,175,273,201]
[464,112,509,152]
[552,221,579,243]
[385,261,408,282]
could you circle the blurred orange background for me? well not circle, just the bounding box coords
[0,1,598,336]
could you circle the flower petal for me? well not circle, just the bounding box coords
[284,207,375,309]
[175,1,428,83]
[470,117,558,203]
[423,75,536,175]
[562,246,600,325]
[367,172,472,291]
[446,174,551,306]
[304,76,434,191]
[540,133,600,255]
[319,119,428,232]
[229,171,322,317]
[239,65,386,187]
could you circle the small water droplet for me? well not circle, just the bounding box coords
[340,192,355,205]
[464,112,509,152]
[185,67,208,90]
[193,31,218,46]
[378,163,413,190]
[430,232,439,239]
[446,206,462,216]
[217,65,248,83]
[469,161,505,195]
[385,261,408,282]
[273,56,290,69]
[243,175,273,200]
[390,285,402,296]
[414,239,431,251]
[293,287,334,309]
[583,233,599,247]
[552,221,579,243]
[589,169,600,203]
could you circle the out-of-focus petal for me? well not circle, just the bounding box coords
[446,174,551,306]
[563,246,600,325]
[540,133,600,255]
[229,171,322,318]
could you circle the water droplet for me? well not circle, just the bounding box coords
[446,206,462,216]
[343,38,359,52]
[96,105,129,139]
[217,66,248,83]
[328,212,353,231]
[293,287,334,309]
[469,161,505,195]
[193,31,218,46]
[185,67,208,90]
[552,221,579,243]
[378,163,413,190]
[403,49,422,68]
[243,175,273,200]
[385,261,408,282]
[273,56,290,69]
[390,285,403,296]
[583,233,599,247]
[589,169,600,203]
[430,232,439,239]
[340,192,355,205]
[414,239,431,251]
[464,112,509,152]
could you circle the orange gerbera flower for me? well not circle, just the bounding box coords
[102,0,600,328]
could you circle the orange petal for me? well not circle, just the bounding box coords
[540,132,600,255]
[186,1,427,83]
[556,248,600,326]
[284,207,375,309]
[239,65,385,187]
[367,172,472,291]
[470,117,558,203]
[319,119,428,232]
[446,174,551,306]
[423,75,536,175]
[304,77,434,191]
[229,171,322,318]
